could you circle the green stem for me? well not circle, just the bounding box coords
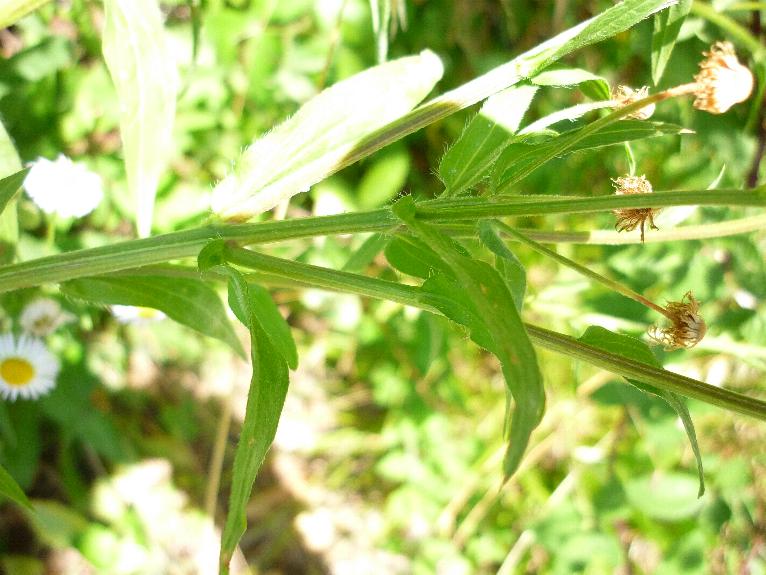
[0,189,762,293]
[497,223,670,318]
[220,246,766,421]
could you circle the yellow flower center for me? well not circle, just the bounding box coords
[0,357,36,386]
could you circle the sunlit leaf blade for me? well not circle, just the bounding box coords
[215,266,289,574]
[0,0,50,28]
[0,169,27,218]
[212,50,443,220]
[651,0,692,85]
[532,67,611,100]
[478,221,526,312]
[0,120,22,264]
[61,275,245,359]
[102,0,178,237]
[0,463,32,510]
[492,120,689,193]
[579,326,705,496]
[519,101,615,136]
[369,0,391,63]
[439,85,538,197]
[393,197,544,478]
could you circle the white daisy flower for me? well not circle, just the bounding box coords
[0,333,60,401]
[24,154,104,218]
[112,305,166,324]
[20,298,75,337]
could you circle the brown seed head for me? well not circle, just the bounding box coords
[693,41,754,114]
[649,291,707,350]
[612,85,656,120]
[611,175,660,242]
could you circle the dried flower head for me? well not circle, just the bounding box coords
[649,291,707,350]
[611,175,659,242]
[693,41,753,114]
[612,85,656,120]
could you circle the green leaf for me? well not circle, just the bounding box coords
[518,101,614,136]
[0,169,27,218]
[651,0,692,85]
[342,233,390,273]
[478,221,526,312]
[0,463,32,510]
[102,0,178,237]
[212,50,443,220]
[217,267,289,573]
[0,0,50,28]
[532,67,611,100]
[393,197,544,478]
[0,119,22,264]
[61,275,246,359]
[385,234,464,279]
[492,120,689,193]
[198,241,299,369]
[579,326,705,496]
[439,85,538,197]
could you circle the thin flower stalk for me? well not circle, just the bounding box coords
[497,223,706,349]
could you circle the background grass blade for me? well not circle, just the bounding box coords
[102,0,178,238]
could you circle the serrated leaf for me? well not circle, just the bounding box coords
[0,169,27,217]
[212,50,443,220]
[61,275,245,359]
[439,85,538,197]
[0,463,32,510]
[217,267,289,574]
[102,0,178,237]
[579,326,704,496]
[492,120,689,193]
[651,0,692,85]
[478,221,526,312]
[393,197,544,478]
[532,67,611,100]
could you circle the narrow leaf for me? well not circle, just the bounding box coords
[0,120,22,264]
[579,326,705,496]
[492,120,689,193]
[0,169,28,217]
[342,233,390,273]
[651,0,692,85]
[478,221,526,312]
[0,463,32,510]
[212,50,443,220]
[199,241,299,369]
[61,275,245,359]
[385,234,457,279]
[439,85,538,196]
[393,197,544,478]
[102,0,178,237]
[217,267,290,573]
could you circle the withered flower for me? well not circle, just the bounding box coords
[611,175,660,243]
[612,85,656,120]
[693,41,754,114]
[649,291,707,350]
